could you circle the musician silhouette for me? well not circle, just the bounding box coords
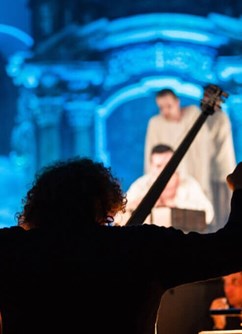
[0,157,242,334]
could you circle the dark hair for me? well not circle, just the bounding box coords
[156,88,178,99]
[17,158,126,229]
[151,144,174,155]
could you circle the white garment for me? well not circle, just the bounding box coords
[118,172,214,227]
[206,110,236,229]
[206,110,236,181]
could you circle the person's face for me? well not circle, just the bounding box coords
[223,272,242,308]
[150,151,173,175]
[156,94,180,121]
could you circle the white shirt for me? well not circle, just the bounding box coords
[117,171,214,227]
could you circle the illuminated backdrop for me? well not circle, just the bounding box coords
[1,1,242,226]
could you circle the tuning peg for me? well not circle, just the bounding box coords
[221,91,229,98]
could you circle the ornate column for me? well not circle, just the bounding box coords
[66,99,95,158]
[33,96,64,168]
[10,88,38,182]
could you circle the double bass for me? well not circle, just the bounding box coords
[126,84,229,226]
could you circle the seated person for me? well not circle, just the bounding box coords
[209,271,242,330]
[116,144,214,228]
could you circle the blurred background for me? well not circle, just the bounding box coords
[1,0,242,227]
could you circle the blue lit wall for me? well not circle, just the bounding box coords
[0,0,33,227]
[1,7,242,227]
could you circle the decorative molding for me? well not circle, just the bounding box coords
[33,96,64,127]
[65,100,96,128]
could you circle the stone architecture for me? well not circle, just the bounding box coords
[2,0,242,225]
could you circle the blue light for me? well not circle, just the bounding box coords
[0,24,33,47]
[109,13,216,32]
[161,30,210,43]
[97,76,202,118]
[220,66,242,81]
[24,75,38,88]
[98,28,227,50]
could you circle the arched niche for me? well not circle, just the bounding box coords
[96,77,203,190]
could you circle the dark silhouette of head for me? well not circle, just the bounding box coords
[18,158,126,229]
[151,144,174,156]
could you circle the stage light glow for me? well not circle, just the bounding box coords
[98,28,227,50]
[0,24,33,46]
[109,13,216,32]
[24,75,39,88]
[219,66,242,81]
